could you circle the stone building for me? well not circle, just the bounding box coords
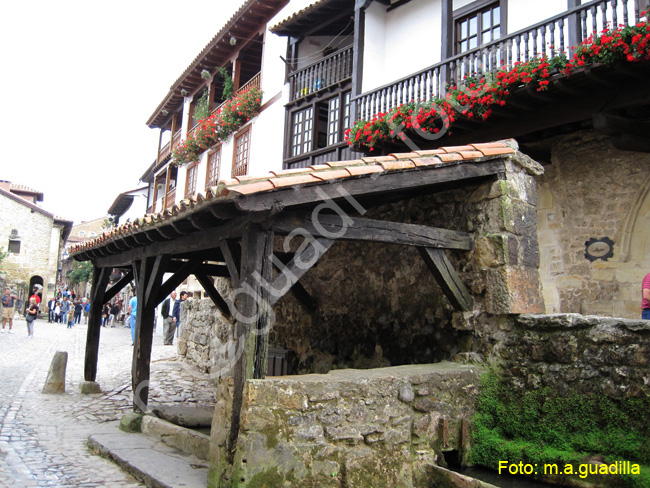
[0,181,72,310]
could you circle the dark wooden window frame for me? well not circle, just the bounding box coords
[185,161,199,198]
[206,145,222,188]
[232,124,252,178]
[452,0,507,55]
[284,87,352,165]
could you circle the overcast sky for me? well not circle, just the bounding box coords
[0,0,244,225]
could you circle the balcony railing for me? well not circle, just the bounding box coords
[289,45,353,102]
[354,0,646,119]
[187,71,262,139]
[158,129,182,164]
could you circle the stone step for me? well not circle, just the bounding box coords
[141,415,211,461]
[88,423,208,488]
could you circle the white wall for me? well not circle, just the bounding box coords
[363,0,444,92]
[507,0,568,34]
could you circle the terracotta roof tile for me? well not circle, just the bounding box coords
[361,155,398,164]
[437,153,464,162]
[379,160,417,171]
[346,165,385,176]
[270,168,312,177]
[312,169,352,181]
[412,156,443,167]
[455,150,486,159]
[474,146,516,157]
[229,180,275,195]
[269,174,321,188]
[387,152,420,159]
[308,164,330,171]
[325,159,365,168]
[413,149,446,156]
[439,145,476,153]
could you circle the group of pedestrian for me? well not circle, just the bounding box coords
[101,300,123,328]
[46,296,84,327]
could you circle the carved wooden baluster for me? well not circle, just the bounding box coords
[621,0,628,25]
[611,0,618,27]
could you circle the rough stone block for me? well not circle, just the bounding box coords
[486,267,545,314]
[79,380,101,394]
[42,351,68,394]
[119,412,143,433]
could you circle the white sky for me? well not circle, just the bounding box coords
[0,0,245,225]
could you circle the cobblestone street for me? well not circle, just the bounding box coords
[0,316,216,488]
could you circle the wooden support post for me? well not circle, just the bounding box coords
[227,224,269,461]
[254,230,274,379]
[131,257,163,413]
[418,247,474,311]
[84,265,111,382]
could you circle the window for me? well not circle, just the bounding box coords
[8,240,20,254]
[232,126,251,177]
[455,1,502,54]
[206,146,222,187]
[290,107,313,157]
[89,232,96,237]
[288,90,351,159]
[79,230,86,237]
[185,162,199,197]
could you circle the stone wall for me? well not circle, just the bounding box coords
[535,130,650,318]
[0,193,61,308]
[496,313,650,398]
[231,363,483,488]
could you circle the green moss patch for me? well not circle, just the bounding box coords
[469,371,650,487]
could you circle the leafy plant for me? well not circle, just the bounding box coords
[172,86,262,165]
[217,67,234,101]
[193,89,211,123]
[0,247,8,270]
[68,261,93,285]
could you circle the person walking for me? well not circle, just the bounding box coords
[74,300,83,325]
[128,294,137,345]
[53,301,61,323]
[47,297,56,323]
[25,297,38,338]
[83,300,90,324]
[60,296,71,326]
[172,291,188,339]
[2,287,17,333]
[110,302,120,327]
[161,291,175,345]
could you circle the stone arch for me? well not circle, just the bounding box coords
[29,275,44,303]
[613,175,650,317]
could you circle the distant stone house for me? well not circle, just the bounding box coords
[0,181,72,310]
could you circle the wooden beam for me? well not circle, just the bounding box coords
[273,212,472,250]
[155,259,202,306]
[84,266,111,382]
[418,247,474,311]
[195,272,231,318]
[221,240,241,287]
[93,217,248,269]
[272,254,316,311]
[237,160,505,212]
[103,270,134,305]
[145,255,169,309]
[269,237,335,306]
[165,260,229,277]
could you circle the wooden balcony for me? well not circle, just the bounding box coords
[187,72,262,140]
[158,129,182,164]
[289,45,353,102]
[354,0,647,120]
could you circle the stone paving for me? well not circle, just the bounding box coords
[0,315,216,488]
